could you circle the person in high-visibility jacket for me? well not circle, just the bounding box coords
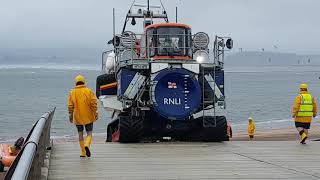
[292,83,317,144]
[247,117,255,140]
[68,75,98,157]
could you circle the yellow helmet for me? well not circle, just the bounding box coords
[74,75,86,85]
[300,83,308,89]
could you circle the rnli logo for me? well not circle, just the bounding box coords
[167,82,177,89]
[163,98,181,105]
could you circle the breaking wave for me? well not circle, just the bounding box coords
[225,65,320,73]
[0,64,100,71]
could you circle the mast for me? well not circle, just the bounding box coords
[175,6,178,23]
[121,0,169,33]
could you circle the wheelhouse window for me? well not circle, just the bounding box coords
[146,26,192,58]
[156,27,189,56]
[146,28,155,57]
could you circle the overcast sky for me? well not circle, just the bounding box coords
[0,0,319,54]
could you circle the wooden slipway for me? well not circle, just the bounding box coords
[48,141,320,180]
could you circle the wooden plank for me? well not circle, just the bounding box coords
[48,141,320,179]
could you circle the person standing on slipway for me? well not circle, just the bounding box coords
[247,117,255,140]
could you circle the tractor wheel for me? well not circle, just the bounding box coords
[106,125,113,142]
[190,116,229,142]
[118,116,144,143]
[203,116,228,142]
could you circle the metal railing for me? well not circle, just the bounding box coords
[4,107,55,180]
[103,33,219,73]
[116,33,194,60]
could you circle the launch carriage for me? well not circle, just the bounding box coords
[96,0,233,142]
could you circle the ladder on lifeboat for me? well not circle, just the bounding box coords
[201,66,217,128]
[201,36,226,128]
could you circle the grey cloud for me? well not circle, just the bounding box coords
[0,0,319,54]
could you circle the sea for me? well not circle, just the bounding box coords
[1,62,320,142]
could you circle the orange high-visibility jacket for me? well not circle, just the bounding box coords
[292,91,317,123]
[68,85,98,125]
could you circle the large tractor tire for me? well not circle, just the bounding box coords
[106,124,114,142]
[118,116,144,143]
[189,116,229,142]
[107,116,144,143]
[203,116,229,142]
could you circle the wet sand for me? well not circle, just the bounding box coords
[232,126,320,141]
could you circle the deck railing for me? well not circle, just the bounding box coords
[4,107,55,180]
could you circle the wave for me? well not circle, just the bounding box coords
[0,137,18,144]
[0,133,108,143]
[0,64,100,71]
[225,65,320,73]
[2,64,320,73]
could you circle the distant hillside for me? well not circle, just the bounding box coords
[225,51,320,66]
[1,48,320,67]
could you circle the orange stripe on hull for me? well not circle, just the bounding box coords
[100,82,117,90]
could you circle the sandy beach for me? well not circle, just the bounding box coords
[232,126,320,141]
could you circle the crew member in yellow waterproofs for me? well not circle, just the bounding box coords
[68,75,98,157]
[247,117,255,140]
[292,83,317,144]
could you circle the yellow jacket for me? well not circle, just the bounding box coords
[292,91,317,123]
[68,85,98,125]
[247,121,255,136]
